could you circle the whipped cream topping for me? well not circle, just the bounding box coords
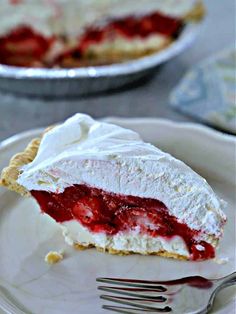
[18,113,226,238]
[1,0,198,37]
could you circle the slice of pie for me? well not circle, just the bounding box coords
[0,0,205,67]
[0,114,226,261]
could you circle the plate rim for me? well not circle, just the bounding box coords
[0,117,235,151]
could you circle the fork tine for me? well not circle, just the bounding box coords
[96,278,166,291]
[100,295,172,312]
[98,286,167,301]
[102,305,158,313]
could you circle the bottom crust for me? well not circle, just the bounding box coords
[73,242,188,261]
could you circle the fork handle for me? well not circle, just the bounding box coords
[218,272,236,286]
[213,271,236,293]
[207,272,236,311]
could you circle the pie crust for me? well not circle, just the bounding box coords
[184,1,205,22]
[0,124,57,195]
[0,137,41,196]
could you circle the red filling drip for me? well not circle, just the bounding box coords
[0,26,54,67]
[31,184,215,261]
[0,11,183,67]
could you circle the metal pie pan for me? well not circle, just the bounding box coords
[0,24,201,97]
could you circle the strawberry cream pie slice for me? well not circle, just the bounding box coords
[0,114,226,261]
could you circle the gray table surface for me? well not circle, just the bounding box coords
[0,0,235,141]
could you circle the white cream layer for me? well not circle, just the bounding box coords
[62,220,190,257]
[0,0,198,37]
[18,113,226,238]
[85,34,170,57]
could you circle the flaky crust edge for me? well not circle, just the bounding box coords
[0,137,41,196]
[184,1,205,22]
[0,125,56,195]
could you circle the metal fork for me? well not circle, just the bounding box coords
[97,272,236,313]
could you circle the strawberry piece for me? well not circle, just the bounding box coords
[114,207,170,236]
[72,196,102,224]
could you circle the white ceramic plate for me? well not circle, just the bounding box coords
[0,119,235,314]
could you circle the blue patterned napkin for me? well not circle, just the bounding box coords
[170,47,236,133]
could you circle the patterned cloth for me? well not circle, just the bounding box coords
[170,47,236,133]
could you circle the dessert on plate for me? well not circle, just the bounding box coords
[0,114,227,261]
[0,0,204,67]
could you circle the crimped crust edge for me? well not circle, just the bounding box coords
[0,137,41,196]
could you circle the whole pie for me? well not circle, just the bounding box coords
[0,114,227,261]
[0,0,205,67]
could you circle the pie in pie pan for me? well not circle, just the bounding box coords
[0,0,205,68]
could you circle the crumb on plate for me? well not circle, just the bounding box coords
[45,251,64,264]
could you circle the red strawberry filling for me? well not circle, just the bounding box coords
[0,11,183,67]
[56,11,183,65]
[80,11,183,51]
[31,184,215,261]
[0,26,54,67]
